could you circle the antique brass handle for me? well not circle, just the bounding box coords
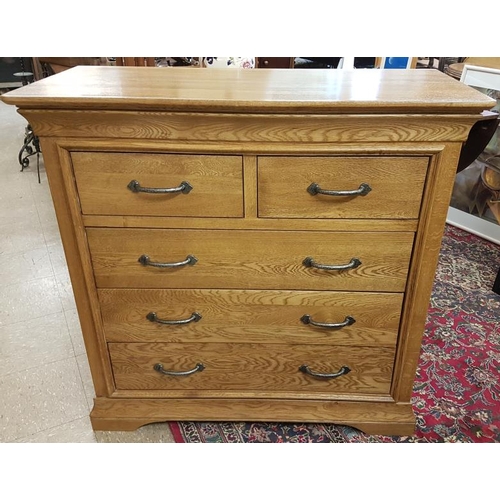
[300,315,356,329]
[299,365,351,379]
[154,363,205,377]
[146,311,202,325]
[303,257,361,271]
[127,180,193,194]
[307,182,371,196]
[138,254,198,268]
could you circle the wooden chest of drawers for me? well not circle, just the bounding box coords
[2,67,492,435]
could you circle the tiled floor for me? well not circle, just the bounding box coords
[0,99,175,442]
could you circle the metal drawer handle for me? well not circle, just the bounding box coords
[138,254,198,268]
[307,182,371,197]
[154,363,205,377]
[303,257,361,271]
[127,180,193,194]
[299,364,351,379]
[146,311,202,325]
[300,315,356,329]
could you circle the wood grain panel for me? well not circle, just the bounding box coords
[98,288,403,345]
[2,66,487,435]
[72,152,243,217]
[19,109,479,143]
[87,228,415,291]
[109,343,395,394]
[90,398,416,435]
[52,136,452,155]
[258,156,428,219]
[2,67,492,114]
[391,143,466,401]
[81,215,419,232]
[38,140,115,397]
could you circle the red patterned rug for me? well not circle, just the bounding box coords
[169,225,500,442]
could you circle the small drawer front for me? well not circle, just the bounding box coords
[257,57,294,68]
[109,342,395,394]
[88,228,414,292]
[258,156,428,219]
[72,152,243,217]
[99,288,403,346]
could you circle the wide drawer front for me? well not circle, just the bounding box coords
[258,156,428,219]
[99,289,403,346]
[71,152,244,217]
[88,229,414,291]
[109,343,395,394]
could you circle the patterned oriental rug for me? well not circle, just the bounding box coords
[169,225,500,443]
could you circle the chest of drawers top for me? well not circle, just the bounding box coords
[2,65,492,114]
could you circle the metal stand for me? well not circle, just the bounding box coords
[15,58,42,183]
[18,124,41,183]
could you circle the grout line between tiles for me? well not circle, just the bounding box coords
[10,415,95,443]
[0,352,78,381]
[30,182,58,250]
[0,283,65,329]
[74,356,94,413]
[63,308,81,356]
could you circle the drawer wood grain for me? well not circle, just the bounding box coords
[258,156,428,219]
[88,228,414,291]
[99,289,403,346]
[109,342,395,394]
[72,152,244,217]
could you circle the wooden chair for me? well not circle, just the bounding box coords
[115,57,156,67]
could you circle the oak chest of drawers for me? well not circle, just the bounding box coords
[2,67,492,434]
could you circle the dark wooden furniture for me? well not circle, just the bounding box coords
[256,57,294,68]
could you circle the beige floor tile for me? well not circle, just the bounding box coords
[30,181,55,207]
[65,308,86,357]
[35,199,58,227]
[0,311,74,378]
[41,221,62,247]
[47,240,69,277]
[15,416,97,443]
[55,273,77,311]
[0,218,46,255]
[95,422,176,443]
[76,353,95,410]
[0,200,38,227]
[32,183,61,246]
[0,171,33,204]
[0,276,62,327]
[0,246,54,287]
[0,357,90,442]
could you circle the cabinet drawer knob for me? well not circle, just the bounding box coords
[154,363,205,377]
[127,179,193,194]
[138,254,198,268]
[307,182,371,197]
[300,314,355,329]
[146,311,202,325]
[303,257,361,271]
[299,364,351,379]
